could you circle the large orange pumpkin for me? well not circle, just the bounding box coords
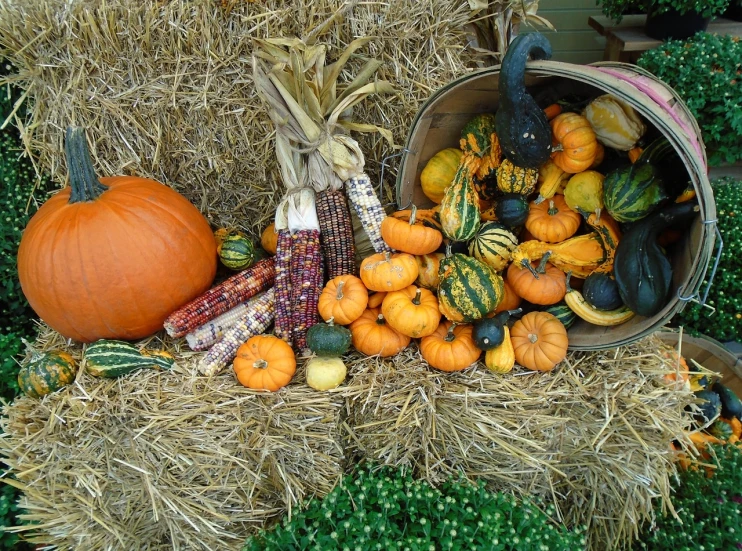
[17,127,217,343]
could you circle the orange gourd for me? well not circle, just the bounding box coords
[550,113,598,174]
[382,285,441,338]
[419,321,481,372]
[349,308,411,357]
[318,275,369,325]
[360,252,419,292]
[233,335,296,392]
[260,223,278,255]
[543,103,562,121]
[381,207,443,255]
[525,195,580,244]
[507,257,566,306]
[510,312,568,371]
[415,253,445,290]
[367,292,387,309]
[17,127,217,343]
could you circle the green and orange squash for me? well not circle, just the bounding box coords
[17,347,77,398]
[218,233,256,270]
[496,159,538,196]
[437,253,504,322]
[84,340,175,378]
[439,163,481,242]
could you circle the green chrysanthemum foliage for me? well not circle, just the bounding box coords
[243,465,587,551]
[672,178,742,342]
[635,444,742,551]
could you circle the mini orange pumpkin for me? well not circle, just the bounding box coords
[382,285,441,338]
[360,252,419,292]
[419,321,481,372]
[415,253,445,290]
[318,275,369,325]
[507,257,566,306]
[493,280,522,315]
[550,113,598,174]
[349,308,411,357]
[510,312,568,371]
[233,335,296,391]
[260,223,278,255]
[525,195,581,244]
[381,206,443,255]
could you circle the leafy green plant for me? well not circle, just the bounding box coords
[243,465,587,551]
[672,178,742,342]
[637,33,742,166]
[634,444,742,550]
[598,0,730,21]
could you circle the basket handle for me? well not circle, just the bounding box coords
[677,222,723,307]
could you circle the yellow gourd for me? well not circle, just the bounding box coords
[564,171,605,218]
[511,234,606,278]
[583,94,646,151]
[306,357,348,391]
[534,160,570,204]
[420,148,464,204]
[484,327,515,373]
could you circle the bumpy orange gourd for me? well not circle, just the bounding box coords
[360,252,419,292]
[260,223,278,255]
[419,321,481,372]
[233,335,296,391]
[381,207,443,255]
[349,308,411,357]
[525,195,580,244]
[507,258,566,306]
[17,127,217,343]
[510,312,568,371]
[415,253,445,290]
[318,275,369,325]
[382,285,440,338]
[550,113,598,174]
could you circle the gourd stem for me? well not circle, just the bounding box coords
[335,281,345,300]
[528,333,539,344]
[536,252,552,274]
[375,314,386,325]
[409,204,417,226]
[445,242,452,258]
[253,359,269,369]
[523,259,540,280]
[383,251,391,261]
[327,317,335,327]
[412,289,422,306]
[547,200,558,216]
[565,271,573,292]
[65,127,108,203]
[444,325,456,342]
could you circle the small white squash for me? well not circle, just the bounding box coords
[306,357,347,391]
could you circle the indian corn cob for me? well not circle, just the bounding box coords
[316,188,356,279]
[346,173,392,254]
[198,288,275,376]
[186,299,256,351]
[274,229,293,344]
[290,229,323,350]
[163,258,275,338]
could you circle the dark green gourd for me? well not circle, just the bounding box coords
[495,33,553,169]
[613,200,699,317]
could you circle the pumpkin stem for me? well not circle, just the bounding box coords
[335,281,345,301]
[383,251,392,262]
[547,200,558,216]
[327,317,335,327]
[409,204,418,226]
[444,325,457,342]
[412,288,422,306]
[65,127,109,203]
[523,259,540,280]
[445,242,452,258]
[536,251,552,274]
[551,143,564,153]
[375,314,386,325]
[253,359,269,370]
[528,333,539,344]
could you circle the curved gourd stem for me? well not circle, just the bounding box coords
[565,271,574,292]
[523,251,552,279]
[65,126,108,203]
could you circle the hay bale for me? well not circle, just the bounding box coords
[341,334,697,551]
[1,327,345,550]
[0,0,475,239]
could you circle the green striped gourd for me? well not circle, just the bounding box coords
[468,222,518,272]
[439,163,481,242]
[602,138,671,223]
[218,233,256,270]
[17,347,77,398]
[85,340,175,378]
[437,253,504,322]
[543,302,577,329]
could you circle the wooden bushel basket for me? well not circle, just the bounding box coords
[395,61,717,350]
[658,331,742,397]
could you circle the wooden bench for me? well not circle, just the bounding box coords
[588,14,742,62]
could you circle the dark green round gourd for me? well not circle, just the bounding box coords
[472,308,522,350]
[613,200,699,317]
[495,194,530,227]
[494,32,553,169]
[543,302,577,329]
[694,389,722,424]
[306,320,352,357]
[582,273,623,311]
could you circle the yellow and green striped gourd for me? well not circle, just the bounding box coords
[439,163,481,242]
[437,253,504,323]
[218,233,256,270]
[468,222,518,272]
